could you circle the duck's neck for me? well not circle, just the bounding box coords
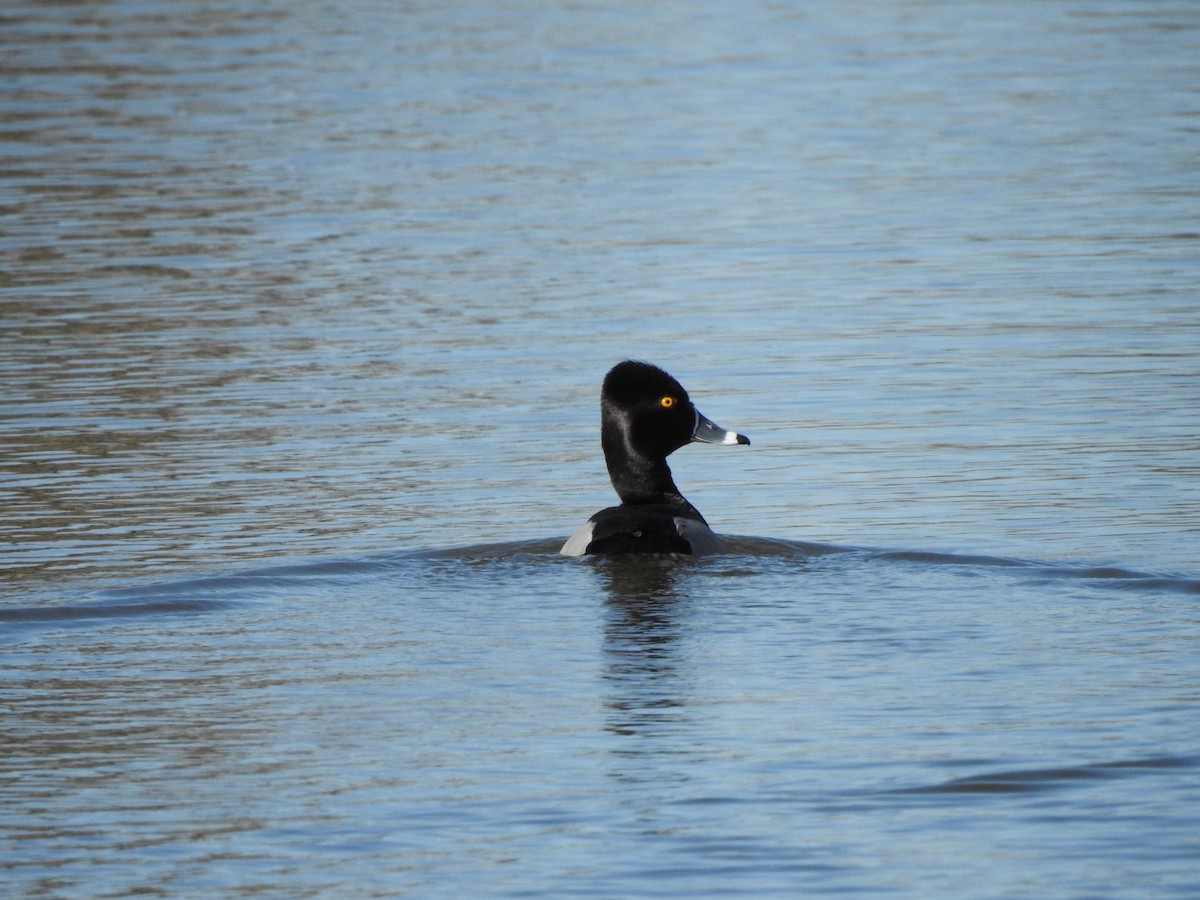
[602,423,705,522]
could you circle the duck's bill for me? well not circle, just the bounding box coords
[692,409,750,446]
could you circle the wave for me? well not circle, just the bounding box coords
[721,535,1199,593]
[889,754,1197,796]
[860,546,1200,594]
[0,597,235,624]
[3,535,1195,631]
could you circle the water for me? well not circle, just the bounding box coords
[2,0,1198,896]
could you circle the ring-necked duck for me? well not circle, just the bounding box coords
[561,360,750,557]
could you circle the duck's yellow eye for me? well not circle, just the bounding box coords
[660,395,675,409]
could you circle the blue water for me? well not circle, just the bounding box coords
[3,0,1199,896]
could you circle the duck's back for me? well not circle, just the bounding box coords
[560,504,724,556]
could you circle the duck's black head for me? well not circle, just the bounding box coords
[599,360,748,509]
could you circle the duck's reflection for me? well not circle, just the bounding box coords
[595,557,697,766]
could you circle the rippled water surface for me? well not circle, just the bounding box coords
[3,0,1199,896]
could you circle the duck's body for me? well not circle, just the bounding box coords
[561,361,749,557]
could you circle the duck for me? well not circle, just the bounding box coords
[561,360,750,557]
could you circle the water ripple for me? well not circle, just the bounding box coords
[892,755,1198,796]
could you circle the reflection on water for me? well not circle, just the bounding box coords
[3,0,1200,896]
[600,558,690,743]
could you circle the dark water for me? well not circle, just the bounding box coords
[3,0,1199,896]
